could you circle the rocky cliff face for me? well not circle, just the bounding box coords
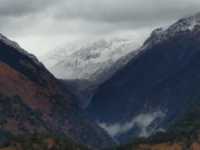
[0,34,114,149]
[86,12,200,143]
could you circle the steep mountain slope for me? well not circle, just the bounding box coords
[0,34,114,149]
[86,12,200,143]
[41,38,140,107]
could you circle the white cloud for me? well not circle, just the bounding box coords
[99,111,165,137]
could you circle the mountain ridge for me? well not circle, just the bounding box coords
[42,37,141,107]
[0,34,114,149]
[86,12,200,144]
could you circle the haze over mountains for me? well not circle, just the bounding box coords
[42,37,140,81]
[2,9,200,150]
[41,12,200,147]
[41,37,141,107]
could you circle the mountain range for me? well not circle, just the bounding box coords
[41,38,140,107]
[86,12,200,144]
[0,33,114,150]
[1,12,200,150]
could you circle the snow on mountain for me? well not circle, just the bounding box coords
[0,33,115,148]
[42,37,141,82]
[86,12,200,143]
[41,37,141,108]
[143,12,200,49]
[42,13,200,81]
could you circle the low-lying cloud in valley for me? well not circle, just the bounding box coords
[99,111,166,138]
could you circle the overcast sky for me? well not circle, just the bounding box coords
[1,0,200,57]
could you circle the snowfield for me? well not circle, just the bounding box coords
[41,37,141,82]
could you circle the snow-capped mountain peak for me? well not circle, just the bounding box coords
[41,37,141,108]
[168,12,200,32]
[143,12,200,49]
[42,37,140,81]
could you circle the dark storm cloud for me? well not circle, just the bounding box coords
[0,0,58,17]
[1,0,200,56]
[55,0,200,28]
[0,0,63,36]
[1,0,200,33]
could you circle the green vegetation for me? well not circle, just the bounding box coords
[0,94,91,150]
[109,100,200,150]
[0,134,91,150]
